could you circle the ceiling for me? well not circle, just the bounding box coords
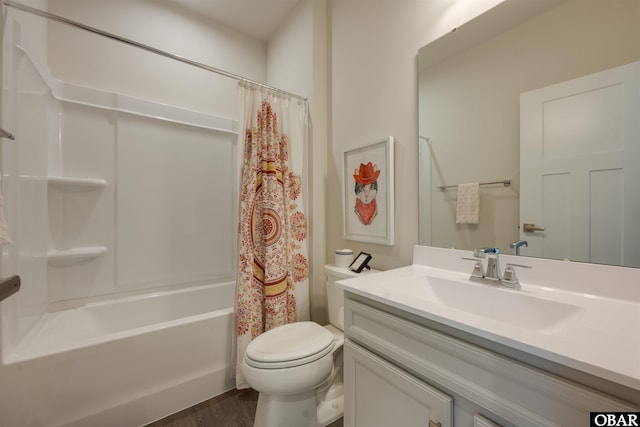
[168,0,300,41]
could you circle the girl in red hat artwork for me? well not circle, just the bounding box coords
[353,161,380,225]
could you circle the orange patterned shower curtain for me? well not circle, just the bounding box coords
[235,82,310,388]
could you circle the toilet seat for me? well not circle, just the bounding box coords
[245,321,335,369]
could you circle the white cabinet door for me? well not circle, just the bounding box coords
[344,340,453,427]
[520,61,640,266]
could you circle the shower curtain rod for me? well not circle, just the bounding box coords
[2,0,308,102]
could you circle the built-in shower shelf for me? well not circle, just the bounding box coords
[47,246,107,266]
[48,176,107,192]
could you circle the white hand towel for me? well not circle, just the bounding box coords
[456,182,480,224]
[0,178,11,245]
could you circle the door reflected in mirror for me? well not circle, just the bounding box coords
[418,0,640,267]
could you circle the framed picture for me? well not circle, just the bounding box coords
[342,136,394,245]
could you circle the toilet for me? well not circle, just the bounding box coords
[242,264,377,427]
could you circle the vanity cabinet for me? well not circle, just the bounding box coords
[343,293,638,427]
[344,340,452,427]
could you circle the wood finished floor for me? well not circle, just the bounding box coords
[144,388,344,427]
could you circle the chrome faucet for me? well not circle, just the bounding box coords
[509,240,528,255]
[479,247,502,280]
[462,247,531,290]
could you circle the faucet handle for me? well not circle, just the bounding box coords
[502,263,532,289]
[462,257,485,278]
[472,249,487,258]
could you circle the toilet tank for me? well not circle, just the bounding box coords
[324,265,379,331]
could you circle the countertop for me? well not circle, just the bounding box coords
[337,245,640,392]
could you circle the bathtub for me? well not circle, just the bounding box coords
[1,282,236,427]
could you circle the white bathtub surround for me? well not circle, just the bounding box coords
[235,82,310,389]
[1,282,235,426]
[1,25,239,425]
[0,178,11,245]
[5,282,235,363]
[338,245,640,393]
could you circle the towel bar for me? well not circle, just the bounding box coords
[438,179,510,191]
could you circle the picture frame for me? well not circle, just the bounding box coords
[342,136,394,245]
[349,251,373,273]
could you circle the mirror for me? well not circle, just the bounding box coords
[418,0,640,266]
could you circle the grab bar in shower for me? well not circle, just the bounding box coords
[0,275,21,302]
[0,128,15,140]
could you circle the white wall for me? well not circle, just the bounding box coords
[328,0,503,270]
[1,0,49,73]
[267,0,313,97]
[266,0,330,322]
[47,0,267,118]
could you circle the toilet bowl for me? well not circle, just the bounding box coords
[242,321,337,395]
[241,265,378,427]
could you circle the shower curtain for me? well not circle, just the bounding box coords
[235,82,310,388]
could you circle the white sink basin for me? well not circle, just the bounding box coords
[336,246,640,391]
[387,275,582,332]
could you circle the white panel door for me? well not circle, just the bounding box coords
[520,61,640,267]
